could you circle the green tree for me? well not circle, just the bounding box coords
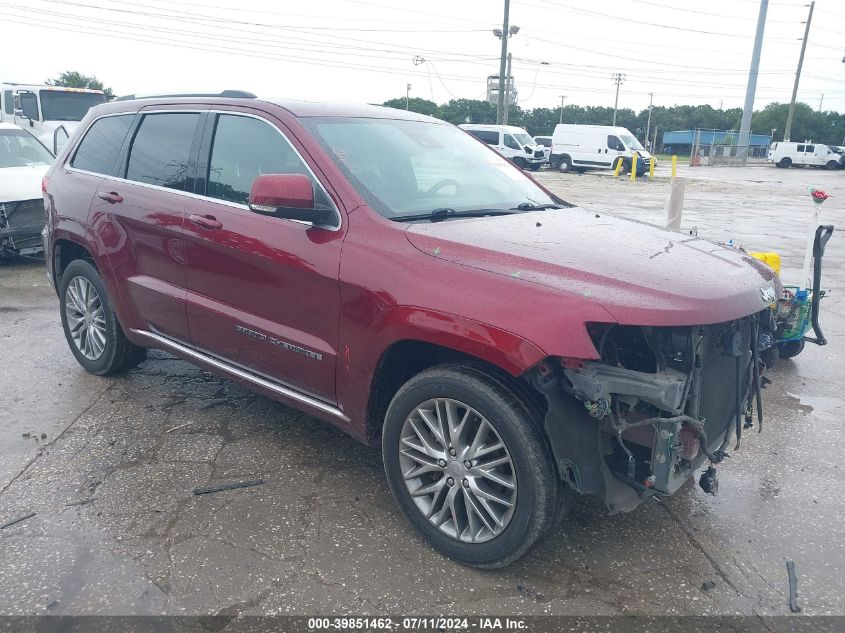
[46,71,114,100]
[382,97,439,117]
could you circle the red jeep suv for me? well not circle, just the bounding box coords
[43,92,778,567]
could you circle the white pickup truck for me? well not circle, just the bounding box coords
[0,83,107,154]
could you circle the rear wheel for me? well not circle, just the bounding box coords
[382,364,557,568]
[779,157,792,168]
[59,259,146,375]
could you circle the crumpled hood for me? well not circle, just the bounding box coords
[0,165,49,203]
[405,207,778,326]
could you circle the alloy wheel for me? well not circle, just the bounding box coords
[64,276,107,361]
[398,398,517,543]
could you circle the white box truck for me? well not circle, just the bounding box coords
[459,124,546,171]
[767,141,841,170]
[0,83,107,154]
[550,124,651,174]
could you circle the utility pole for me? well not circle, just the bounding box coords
[496,0,511,125]
[611,73,625,126]
[503,53,513,125]
[737,0,768,156]
[405,83,411,110]
[645,92,654,148]
[784,1,814,142]
[559,95,566,124]
[819,93,824,112]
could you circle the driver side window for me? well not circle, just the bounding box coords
[607,135,624,151]
[207,114,330,209]
[504,134,520,150]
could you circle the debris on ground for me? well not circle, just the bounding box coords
[516,583,546,603]
[1,512,36,529]
[701,580,717,591]
[166,421,196,434]
[786,560,801,613]
[192,479,265,496]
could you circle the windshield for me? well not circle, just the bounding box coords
[619,133,645,151]
[39,90,106,121]
[513,132,534,147]
[0,129,54,167]
[302,117,559,220]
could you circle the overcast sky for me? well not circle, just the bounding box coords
[1,0,843,115]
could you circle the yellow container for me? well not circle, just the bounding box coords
[748,251,781,275]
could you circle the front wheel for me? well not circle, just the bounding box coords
[528,163,542,172]
[779,340,805,359]
[59,259,146,375]
[382,364,558,568]
[558,155,573,173]
[779,157,792,168]
[826,160,839,170]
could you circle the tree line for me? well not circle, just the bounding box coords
[383,97,845,149]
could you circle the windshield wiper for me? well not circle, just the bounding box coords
[513,203,564,211]
[389,208,516,223]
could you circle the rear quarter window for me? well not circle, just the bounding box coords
[467,130,499,145]
[71,115,134,176]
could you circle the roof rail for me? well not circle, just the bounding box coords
[115,90,257,101]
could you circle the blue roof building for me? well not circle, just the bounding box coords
[662,130,772,148]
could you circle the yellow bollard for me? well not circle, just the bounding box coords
[649,156,655,178]
[629,153,638,182]
[671,155,677,179]
[613,158,623,178]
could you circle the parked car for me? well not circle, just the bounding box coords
[44,93,780,568]
[459,124,545,170]
[550,124,651,174]
[768,141,840,169]
[533,135,552,162]
[0,122,53,257]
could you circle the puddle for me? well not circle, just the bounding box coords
[785,391,843,419]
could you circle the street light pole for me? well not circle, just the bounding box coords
[645,92,654,147]
[503,53,513,125]
[737,0,768,154]
[559,95,566,124]
[496,0,510,125]
[405,83,411,110]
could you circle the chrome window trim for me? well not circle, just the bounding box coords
[66,108,342,231]
[131,329,349,422]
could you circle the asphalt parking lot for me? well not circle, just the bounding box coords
[1,164,843,617]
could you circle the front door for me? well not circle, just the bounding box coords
[182,112,344,402]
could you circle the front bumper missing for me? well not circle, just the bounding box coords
[531,316,765,513]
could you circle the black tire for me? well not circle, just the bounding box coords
[826,160,839,171]
[528,163,542,172]
[382,363,558,568]
[779,157,792,168]
[779,340,805,359]
[512,157,527,170]
[59,259,146,375]
[558,155,573,173]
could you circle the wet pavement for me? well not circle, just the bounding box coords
[1,164,843,616]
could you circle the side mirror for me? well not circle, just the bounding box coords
[19,93,39,122]
[248,173,333,225]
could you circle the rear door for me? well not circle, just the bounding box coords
[182,110,344,402]
[94,109,204,340]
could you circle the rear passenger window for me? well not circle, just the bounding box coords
[468,130,499,145]
[806,145,815,153]
[126,113,199,190]
[207,114,329,209]
[71,115,133,176]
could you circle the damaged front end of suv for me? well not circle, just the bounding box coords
[530,314,770,513]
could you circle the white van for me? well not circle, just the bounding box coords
[0,84,107,153]
[550,124,651,174]
[459,124,546,171]
[768,141,841,169]
[533,135,552,162]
